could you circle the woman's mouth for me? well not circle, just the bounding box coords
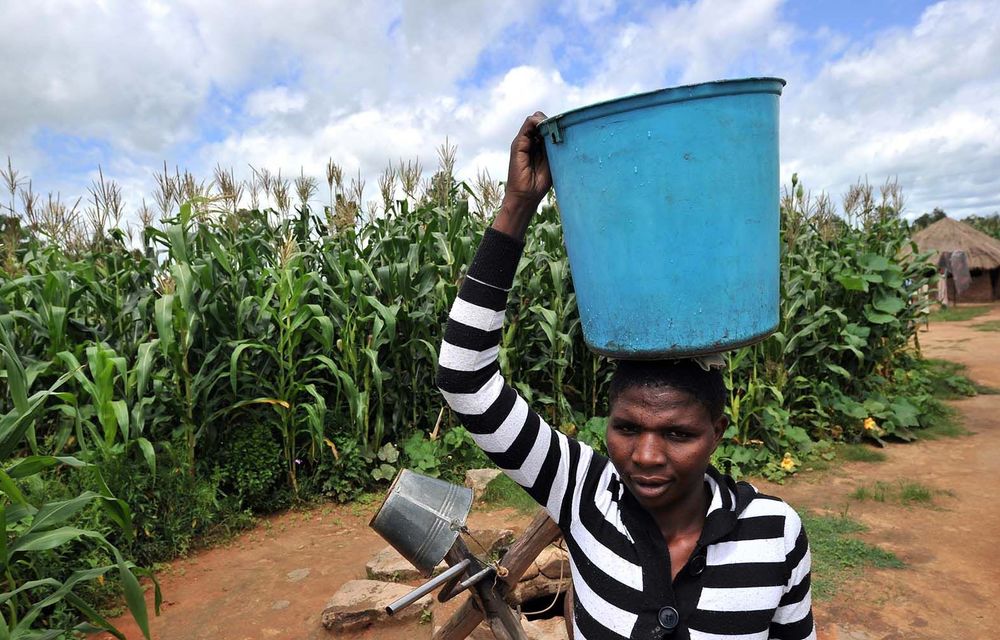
[629,476,672,500]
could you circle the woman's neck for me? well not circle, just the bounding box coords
[651,482,711,543]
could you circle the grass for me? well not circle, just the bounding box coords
[924,358,999,399]
[972,319,1000,332]
[898,481,934,504]
[920,407,972,438]
[838,443,887,463]
[928,305,992,322]
[850,479,940,506]
[801,511,904,600]
[479,474,538,513]
[850,482,890,503]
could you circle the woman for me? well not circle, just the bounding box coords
[437,113,815,640]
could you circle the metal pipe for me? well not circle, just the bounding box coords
[438,565,495,603]
[385,558,472,615]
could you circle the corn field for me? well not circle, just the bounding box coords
[0,151,949,636]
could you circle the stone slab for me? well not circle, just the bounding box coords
[321,579,431,633]
[365,546,446,582]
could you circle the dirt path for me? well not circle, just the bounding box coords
[771,303,1000,640]
[100,304,1000,640]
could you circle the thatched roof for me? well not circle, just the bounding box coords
[911,217,1000,271]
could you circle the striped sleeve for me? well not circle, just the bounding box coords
[768,508,816,640]
[436,227,586,529]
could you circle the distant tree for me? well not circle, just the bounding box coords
[965,212,1000,240]
[911,207,947,231]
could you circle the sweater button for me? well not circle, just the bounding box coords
[657,606,679,631]
[690,554,706,575]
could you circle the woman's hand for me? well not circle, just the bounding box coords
[493,112,552,240]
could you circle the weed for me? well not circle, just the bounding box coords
[850,479,939,506]
[898,481,934,505]
[928,305,992,322]
[925,359,979,399]
[972,320,1000,332]
[800,511,904,600]
[850,482,890,502]
[419,607,434,625]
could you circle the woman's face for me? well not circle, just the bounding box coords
[606,385,727,515]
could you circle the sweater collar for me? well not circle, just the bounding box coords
[698,465,757,545]
[608,464,756,545]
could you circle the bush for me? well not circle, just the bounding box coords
[100,441,250,565]
[307,434,375,503]
[218,422,287,513]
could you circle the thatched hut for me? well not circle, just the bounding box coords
[911,217,1000,302]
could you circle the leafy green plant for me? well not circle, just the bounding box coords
[217,423,285,513]
[0,323,159,639]
[370,443,399,482]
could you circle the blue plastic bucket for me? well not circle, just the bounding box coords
[538,77,785,358]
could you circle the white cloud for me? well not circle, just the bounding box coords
[782,0,1000,216]
[2,0,998,223]
[590,0,796,89]
[245,88,308,118]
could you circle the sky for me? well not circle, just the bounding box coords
[2,0,998,222]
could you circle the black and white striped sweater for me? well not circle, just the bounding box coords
[437,227,816,640]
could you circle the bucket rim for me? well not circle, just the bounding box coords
[585,323,779,360]
[538,76,786,133]
[368,467,411,529]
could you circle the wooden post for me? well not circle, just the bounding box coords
[433,510,561,640]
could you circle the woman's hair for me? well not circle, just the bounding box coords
[608,359,727,422]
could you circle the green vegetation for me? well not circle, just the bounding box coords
[973,320,1000,332]
[838,444,887,463]
[924,359,998,399]
[715,175,944,476]
[850,479,939,506]
[919,408,970,439]
[928,305,992,322]
[898,481,935,504]
[801,511,904,600]
[0,154,959,633]
[964,213,1000,241]
[479,474,537,513]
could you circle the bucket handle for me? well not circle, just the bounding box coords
[538,119,564,144]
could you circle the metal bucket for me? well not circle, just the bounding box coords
[369,469,473,577]
[539,77,785,358]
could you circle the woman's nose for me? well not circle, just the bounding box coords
[632,432,666,467]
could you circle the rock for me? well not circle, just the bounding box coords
[321,579,431,633]
[826,626,875,640]
[271,600,290,610]
[453,616,570,640]
[536,546,570,579]
[524,617,571,640]
[366,545,447,582]
[286,568,310,582]
[465,468,503,501]
[513,544,571,604]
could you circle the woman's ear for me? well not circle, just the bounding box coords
[712,415,729,449]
